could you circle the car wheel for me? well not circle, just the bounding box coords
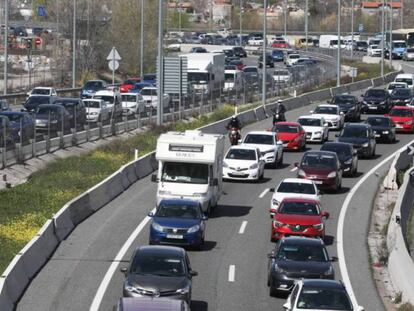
[372,146,376,158]
[269,285,279,297]
[277,152,284,166]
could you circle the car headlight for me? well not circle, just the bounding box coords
[176,286,190,294]
[323,266,334,277]
[223,162,229,168]
[272,198,280,207]
[152,222,164,232]
[50,120,58,124]
[273,263,284,273]
[193,192,207,197]
[344,158,353,165]
[362,142,369,147]
[273,220,284,228]
[294,135,302,142]
[298,169,306,177]
[383,130,389,134]
[158,190,172,195]
[405,120,413,125]
[250,163,258,169]
[187,224,200,233]
[90,112,98,115]
[314,131,322,136]
[327,171,337,178]
[313,223,324,230]
[125,283,146,295]
[405,99,411,102]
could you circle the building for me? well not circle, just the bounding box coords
[361,1,402,15]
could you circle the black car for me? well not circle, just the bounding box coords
[0,100,10,112]
[0,115,16,147]
[222,49,234,57]
[259,54,274,68]
[189,47,207,53]
[321,142,358,176]
[242,66,260,86]
[23,95,56,113]
[34,104,72,132]
[121,246,197,305]
[355,41,368,52]
[80,80,107,99]
[53,98,87,127]
[225,56,240,65]
[267,237,335,297]
[336,123,376,158]
[0,111,34,142]
[389,88,412,106]
[328,94,361,121]
[232,46,247,58]
[361,88,391,113]
[366,116,396,143]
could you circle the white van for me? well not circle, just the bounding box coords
[394,73,414,89]
[152,130,225,215]
[93,89,123,119]
[224,69,243,92]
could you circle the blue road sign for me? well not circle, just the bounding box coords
[37,6,46,17]
[358,24,364,32]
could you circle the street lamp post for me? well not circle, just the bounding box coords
[389,0,393,69]
[3,0,8,95]
[381,0,385,77]
[284,0,287,37]
[401,0,403,29]
[337,0,341,87]
[72,0,76,88]
[178,0,182,33]
[156,0,164,125]
[351,0,354,59]
[305,0,308,51]
[239,0,243,46]
[140,0,144,78]
[262,0,267,108]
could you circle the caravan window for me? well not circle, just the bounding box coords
[225,73,235,82]
[188,72,210,83]
[161,162,208,184]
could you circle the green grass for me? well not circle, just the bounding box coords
[398,302,414,311]
[0,104,236,274]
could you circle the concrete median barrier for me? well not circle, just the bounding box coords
[331,85,349,96]
[20,220,58,280]
[255,106,267,121]
[238,110,256,125]
[0,278,14,311]
[121,162,139,188]
[372,77,384,87]
[53,204,75,241]
[68,192,93,226]
[135,153,155,179]
[88,171,124,212]
[305,89,332,102]
[1,254,29,304]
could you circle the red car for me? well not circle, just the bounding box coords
[271,40,289,49]
[120,78,142,93]
[229,60,245,71]
[270,198,329,242]
[269,122,306,151]
[387,106,414,133]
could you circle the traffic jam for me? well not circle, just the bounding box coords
[114,71,414,310]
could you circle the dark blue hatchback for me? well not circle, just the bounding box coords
[149,199,207,249]
[271,49,284,62]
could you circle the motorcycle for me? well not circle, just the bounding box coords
[228,127,241,145]
[272,107,286,125]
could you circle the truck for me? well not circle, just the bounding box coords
[152,130,225,215]
[180,53,225,95]
[224,68,243,92]
[319,35,345,49]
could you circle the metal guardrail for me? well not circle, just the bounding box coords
[0,88,82,107]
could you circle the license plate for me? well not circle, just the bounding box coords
[167,234,183,239]
[314,180,323,184]
[375,134,380,137]
[231,171,245,176]
[369,106,377,110]
[283,143,288,147]
[397,124,403,128]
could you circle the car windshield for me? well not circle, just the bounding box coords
[0,114,21,122]
[225,73,235,82]
[156,203,201,219]
[333,96,354,104]
[314,106,337,115]
[393,42,407,48]
[243,67,258,73]
[274,70,289,76]
[298,118,322,127]
[357,41,367,47]
[407,48,414,53]
[365,89,388,97]
[130,252,185,277]
[367,117,390,127]
[161,162,208,184]
[321,144,351,157]
[275,124,299,133]
[141,89,157,96]
[244,134,273,145]
[84,81,103,89]
[277,182,316,195]
[37,107,60,115]
[84,101,101,108]
[289,54,300,59]
[395,78,413,86]
[391,89,411,97]
[301,154,337,168]
[143,74,156,81]
[122,95,137,102]
[94,95,114,104]
[26,96,50,106]
[276,244,328,262]
[278,201,319,215]
[31,88,50,95]
[388,84,406,90]
[390,109,413,117]
[226,148,257,161]
[340,127,368,138]
[296,287,353,310]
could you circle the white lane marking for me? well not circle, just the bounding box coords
[337,139,414,309]
[89,207,156,311]
[228,265,235,282]
[238,221,248,234]
[290,167,298,172]
[259,188,269,198]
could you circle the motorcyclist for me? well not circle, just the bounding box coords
[226,115,242,144]
[272,100,286,124]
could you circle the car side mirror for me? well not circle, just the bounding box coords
[356,306,365,311]
[324,123,329,127]
[283,302,292,311]
[120,267,128,275]
[276,140,283,145]
[148,212,154,217]
[202,214,208,221]
[361,94,365,98]
[309,110,314,114]
[340,111,345,115]
[326,100,331,104]
[335,134,339,137]
[267,253,275,259]
[321,211,330,219]
[330,256,338,262]
[238,139,242,144]
[294,162,299,167]
[353,149,358,155]
[189,270,198,277]
[151,174,158,182]
[269,188,275,192]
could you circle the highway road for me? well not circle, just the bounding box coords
[16,65,414,310]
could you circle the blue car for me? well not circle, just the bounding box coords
[80,80,107,98]
[149,199,207,249]
[0,111,34,141]
[142,73,156,85]
[271,49,284,62]
[129,82,154,93]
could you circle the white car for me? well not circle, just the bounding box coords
[386,82,408,94]
[394,73,414,89]
[121,93,146,116]
[223,145,265,181]
[241,131,284,168]
[403,48,414,61]
[269,178,320,217]
[27,87,57,98]
[310,104,345,130]
[140,87,171,110]
[285,54,300,67]
[273,69,291,84]
[248,36,263,46]
[83,99,110,123]
[93,89,123,119]
[283,279,364,311]
[297,115,329,143]
[367,44,382,57]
